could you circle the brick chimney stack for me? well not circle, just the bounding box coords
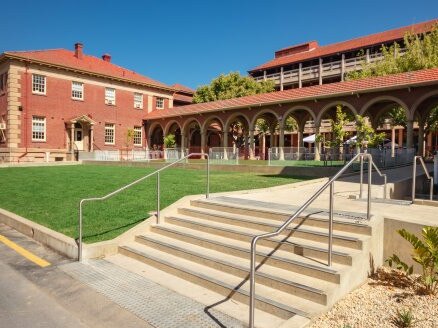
[102,54,111,62]
[74,43,83,59]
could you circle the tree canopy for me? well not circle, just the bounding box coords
[347,24,438,80]
[193,72,275,103]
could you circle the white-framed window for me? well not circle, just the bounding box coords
[105,87,116,105]
[32,74,46,94]
[133,126,142,146]
[134,93,143,109]
[32,116,46,141]
[104,123,115,144]
[72,81,84,100]
[156,97,164,109]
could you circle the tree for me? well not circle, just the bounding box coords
[347,24,438,80]
[163,134,176,148]
[330,105,350,148]
[193,72,275,103]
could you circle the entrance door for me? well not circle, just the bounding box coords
[74,127,84,151]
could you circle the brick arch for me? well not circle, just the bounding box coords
[181,118,202,135]
[249,109,280,128]
[147,121,164,140]
[224,112,251,131]
[410,90,438,120]
[164,120,182,135]
[316,101,357,124]
[360,95,409,118]
[201,116,225,133]
[282,105,316,129]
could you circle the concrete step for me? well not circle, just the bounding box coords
[150,223,346,284]
[165,214,364,250]
[119,242,327,319]
[136,233,337,305]
[191,197,371,232]
[179,205,372,236]
[151,222,358,266]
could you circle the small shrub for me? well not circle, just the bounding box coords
[386,226,438,295]
[392,308,415,328]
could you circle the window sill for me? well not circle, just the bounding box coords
[32,140,46,143]
[72,98,84,102]
[32,92,47,96]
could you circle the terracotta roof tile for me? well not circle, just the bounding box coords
[145,68,438,120]
[171,83,195,94]
[173,93,193,103]
[250,19,438,72]
[4,49,172,91]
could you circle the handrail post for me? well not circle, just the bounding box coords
[157,171,160,224]
[206,155,210,199]
[412,157,417,202]
[249,238,257,328]
[359,154,364,199]
[367,154,372,221]
[383,174,387,199]
[328,182,334,266]
[430,178,434,201]
[79,201,83,262]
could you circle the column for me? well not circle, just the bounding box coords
[391,127,395,157]
[180,133,185,152]
[406,120,414,149]
[263,70,267,81]
[223,131,229,159]
[280,67,284,91]
[70,123,75,153]
[244,131,249,160]
[398,128,404,147]
[249,129,255,160]
[418,122,424,156]
[90,125,94,152]
[341,54,345,82]
[427,132,433,155]
[366,49,370,63]
[269,129,275,149]
[279,125,285,160]
[319,58,323,85]
[314,123,321,161]
[201,129,206,159]
[298,63,302,88]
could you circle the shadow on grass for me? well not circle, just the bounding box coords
[258,174,314,180]
[81,217,147,243]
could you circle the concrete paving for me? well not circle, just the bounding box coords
[0,224,153,328]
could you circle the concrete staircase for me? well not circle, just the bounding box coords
[116,196,379,328]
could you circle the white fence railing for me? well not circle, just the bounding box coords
[164,148,188,162]
[209,147,239,165]
[268,147,315,165]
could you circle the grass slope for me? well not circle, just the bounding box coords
[0,165,308,243]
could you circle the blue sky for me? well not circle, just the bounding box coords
[3,0,438,89]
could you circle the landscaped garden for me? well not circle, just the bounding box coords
[0,164,309,243]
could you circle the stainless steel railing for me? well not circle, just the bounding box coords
[248,153,373,328]
[359,156,387,199]
[78,153,210,262]
[412,155,434,202]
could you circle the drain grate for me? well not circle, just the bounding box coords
[60,259,245,328]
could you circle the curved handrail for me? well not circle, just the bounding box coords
[248,153,373,328]
[78,153,209,261]
[412,155,434,201]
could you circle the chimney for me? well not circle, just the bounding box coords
[74,43,83,59]
[102,54,111,62]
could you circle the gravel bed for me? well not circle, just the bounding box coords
[308,268,438,328]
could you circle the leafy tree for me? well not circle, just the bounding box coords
[355,115,386,148]
[163,134,176,148]
[378,106,407,128]
[193,72,275,103]
[347,24,438,80]
[330,105,350,148]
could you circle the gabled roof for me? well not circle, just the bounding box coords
[2,48,174,92]
[145,67,438,120]
[249,19,438,72]
[171,83,195,94]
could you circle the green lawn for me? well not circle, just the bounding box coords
[0,165,309,243]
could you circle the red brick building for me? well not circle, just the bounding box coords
[0,43,192,162]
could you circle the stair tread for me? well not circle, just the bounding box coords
[139,232,338,293]
[154,222,360,258]
[151,223,350,274]
[121,242,327,316]
[194,196,372,222]
[185,203,371,230]
[167,214,367,242]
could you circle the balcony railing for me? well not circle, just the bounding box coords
[254,49,406,86]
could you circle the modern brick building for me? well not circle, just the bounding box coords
[0,43,192,162]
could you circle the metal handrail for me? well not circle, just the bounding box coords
[359,157,387,199]
[78,153,210,261]
[249,153,373,328]
[412,156,434,201]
